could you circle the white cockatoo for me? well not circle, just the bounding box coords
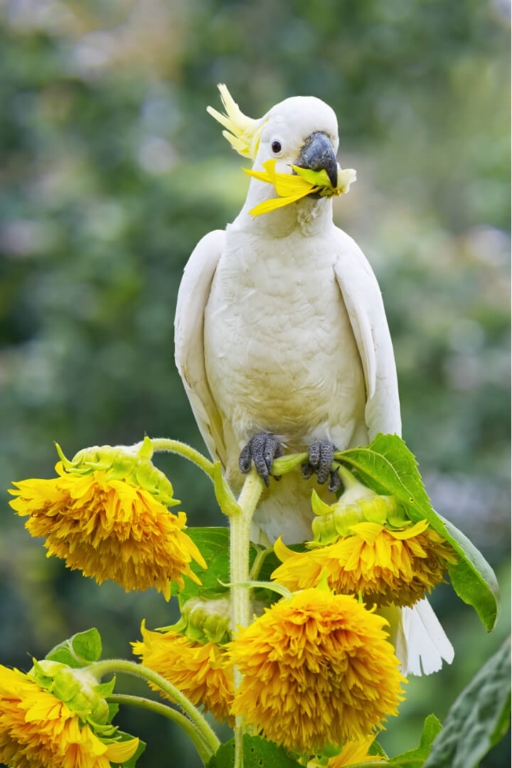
[174,85,454,675]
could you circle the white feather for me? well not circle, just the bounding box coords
[393,598,455,676]
[174,229,226,464]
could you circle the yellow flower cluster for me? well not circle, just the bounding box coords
[132,622,234,724]
[229,589,405,753]
[9,461,205,599]
[0,666,138,768]
[273,519,458,607]
[6,437,458,760]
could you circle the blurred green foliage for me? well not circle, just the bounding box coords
[0,1,509,766]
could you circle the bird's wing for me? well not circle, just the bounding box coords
[333,228,402,438]
[174,229,226,465]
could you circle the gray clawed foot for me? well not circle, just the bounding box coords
[302,439,341,493]
[239,432,284,486]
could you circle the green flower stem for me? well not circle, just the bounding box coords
[230,468,265,768]
[248,546,273,581]
[107,693,213,764]
[230,468,265,637]
[271,451,308,477]
[149,438,214,479]
[87,659,220,759]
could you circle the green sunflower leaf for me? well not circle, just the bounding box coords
[336,434,499,631]
[206,734,302,768]
[173,527,264,603]
[423,638,511,768]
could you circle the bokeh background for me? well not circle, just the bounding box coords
[0,0,510,766]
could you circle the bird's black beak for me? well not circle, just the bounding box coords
[296,131,338,188]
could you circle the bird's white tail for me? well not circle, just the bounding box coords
[392,598,454,676]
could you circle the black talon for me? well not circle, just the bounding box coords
[238,443,253,474]
[302,462,315,480]
[328,468,343,494]
[239,432,284,486]
[302,439,337,487]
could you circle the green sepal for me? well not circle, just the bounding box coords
[423,638,511,768]
[137,434,153,460]
[95,678,117,699]
[206,734,302,768]
[55,437,178,507]
[336,433,500,630]
[107,701,119,722]
[310,467,406,545]
[311,489,332,516]
[179,596,232,644]
[29,659,112,725]
[46,627,102,668]
[92,720,121,737]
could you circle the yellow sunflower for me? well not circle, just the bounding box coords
[0,665,138,768]
[229,589,405,753]
[9,460,205,599]
[308,735,383,767]
[132,621,234,724]
[273,519,457,607]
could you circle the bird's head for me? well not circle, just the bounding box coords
[257,95,339,189]
[207,85,355,226]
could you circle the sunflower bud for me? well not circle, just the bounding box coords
[180,597,232,645]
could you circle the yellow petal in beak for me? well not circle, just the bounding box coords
[244,159,356,216]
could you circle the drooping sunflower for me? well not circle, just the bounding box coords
[9,445,206,599]
[132,621,234,724]
[229,588,405,753]
[0,665,138,768]
[273,519,457,607]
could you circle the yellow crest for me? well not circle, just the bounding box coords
[207,84,265,160]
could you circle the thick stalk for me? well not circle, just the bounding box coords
[87,659,220,759]
[107,693,212,764]
[230,468,265,768]
[150,437,214,479]
[230,468,265,640]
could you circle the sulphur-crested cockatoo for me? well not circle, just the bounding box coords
[174,85,453,675]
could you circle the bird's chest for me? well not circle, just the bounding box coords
[204,239,364,442]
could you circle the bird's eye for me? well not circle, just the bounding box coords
[271,140,283,154]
